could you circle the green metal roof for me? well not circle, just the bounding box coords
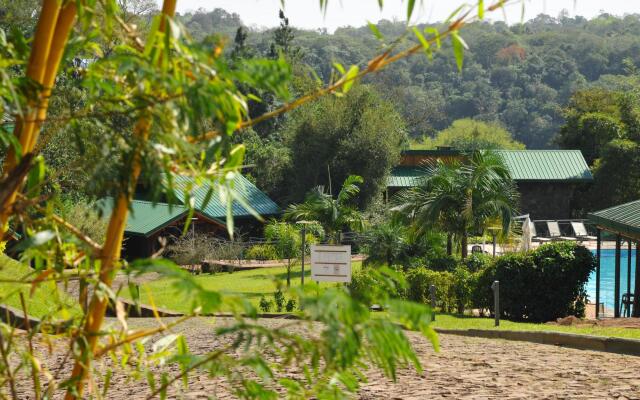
[587,200,640,239]
[388,167,425,187]
[171,174,281,220]
[98,174,280,237]
[388,150,593,187]
[99,199,188,237]
[496,150,593,182]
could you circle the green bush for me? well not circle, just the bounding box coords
[406,267,456,313]
[245,244,279,261]
[259,296,273,312]
[285,298,297,312]
[463,254,492,273]
[426,255,458,272]
[348,267,406,307]
[452,266,479,314]
[476,242,595,322]
[274,289,285,312]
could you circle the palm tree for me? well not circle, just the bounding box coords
[285,175,364,243]
[396,150,519,258]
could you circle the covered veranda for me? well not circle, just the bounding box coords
[587,200,640,318]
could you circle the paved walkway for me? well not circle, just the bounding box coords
[56,317,640,399]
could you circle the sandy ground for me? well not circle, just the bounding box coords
[14,317,640,399]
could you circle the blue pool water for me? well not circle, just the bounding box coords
[586,249,636,315]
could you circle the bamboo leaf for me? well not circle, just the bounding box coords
[407,0,416,21]
[368,21,384,41]
[342,65,359,94]
[412,27,431,58]
[451,31,467,71]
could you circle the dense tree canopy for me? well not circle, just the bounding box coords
[282,85,406,206]
[179,9,640,149]
[416,119,525,151]
[557,88,640,210]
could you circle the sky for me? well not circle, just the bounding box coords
[168,0,640,31]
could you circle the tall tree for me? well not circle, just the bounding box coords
[284,84,406,206]
[417,119,525,151]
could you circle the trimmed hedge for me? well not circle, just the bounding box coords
[477,241,595,322]
[352,242,594,322]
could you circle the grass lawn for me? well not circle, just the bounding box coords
[124,261,363,313]
[0,254,78,319]
[431,313,640,340]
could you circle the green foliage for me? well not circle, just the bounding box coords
[405,267,456,313]
[556,89,623,164]
[348,266,406,307]
[273,289,285,312]
[259,295,273,312]
[245,244,279,261]
[265,221,300,260]
[285,298,296,312]
[558,89,640,210]
[283,85,406,206]
[286,175,364,242]
[396,150,519,258]
[60,199,108,245]
[589,139,640,209]
[476,242,595,322]
[361,220,408,266]
[416,119,525,151]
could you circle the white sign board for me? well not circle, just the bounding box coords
[310,245,352,283]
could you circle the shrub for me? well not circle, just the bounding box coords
[285,298,297,312]
[476,242,595,322]
[245,244,279,261]
[426,255,458,272]
[406,267,456,312]
[452,266,478,314]
[274,289,285,312]
[348,267,406,307]
[259,296,273,313]
[463,254,492,273]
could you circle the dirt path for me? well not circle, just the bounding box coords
[15,317,640,399]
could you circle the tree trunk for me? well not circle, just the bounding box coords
[461,233,468,259]
[446,234,453,256]
[287,259,291,287]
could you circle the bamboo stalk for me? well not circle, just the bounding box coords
[0,0,62,231]
[65,1,177,396]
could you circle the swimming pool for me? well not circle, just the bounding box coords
[586,249,636,315]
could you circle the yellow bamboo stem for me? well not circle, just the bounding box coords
[0,0,62,231]
[65,1,177,397]
[26,1,78,152]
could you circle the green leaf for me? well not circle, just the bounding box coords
[25,155,45,198]
[478,0,485,20]
[425,27,441,49]
[368,21,384,41]
[378,0,384,10]
[333,62,345,75]
[445,4,465,24]
[342,65,359,94]
[451,31,468,71]
[412,27,431,58]
[407,0,416,21]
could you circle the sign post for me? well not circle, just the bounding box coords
[311,245,352,283]
[491,280,500,327]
